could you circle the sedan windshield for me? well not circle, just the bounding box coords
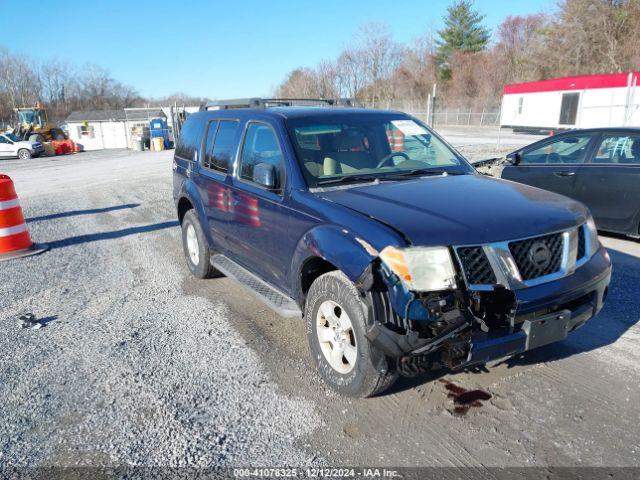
[4,133,19,142]
[286,113,473,187]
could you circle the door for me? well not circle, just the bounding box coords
[103,122,124,149]
[194,119,241,253]
[501,133,596,198]
[227,121,290,287]
[559,92,580,126]
[0,135,15,157]
[573,132,640,234]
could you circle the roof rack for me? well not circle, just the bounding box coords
[200,98,358,111]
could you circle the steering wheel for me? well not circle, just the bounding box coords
[376,151,411,168]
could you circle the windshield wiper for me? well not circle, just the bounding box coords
[315,175,383,186]
[381,168,466,179]
[315,169,465,186]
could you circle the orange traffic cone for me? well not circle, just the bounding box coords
[0,174,48,261]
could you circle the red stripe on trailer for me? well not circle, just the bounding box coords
[503,72,640,95]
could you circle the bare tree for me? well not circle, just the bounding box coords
[355,23,403,106]
[0,48,41,119]
[275,68,319,98]
[334,49,368,100]
[391,31,438,107]
[494,14,549,84]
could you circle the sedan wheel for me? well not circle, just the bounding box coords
[18,149,31,160]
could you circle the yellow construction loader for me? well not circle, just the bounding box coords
[9,103,67,142]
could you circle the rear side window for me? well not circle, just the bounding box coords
[593,134,640,164]
[204,120,240,173]
[175,117,202,160]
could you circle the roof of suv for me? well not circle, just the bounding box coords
[196,107,406,120]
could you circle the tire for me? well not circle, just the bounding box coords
[17,149,31,160]
[181,209,218,279]
[305,271,397,397]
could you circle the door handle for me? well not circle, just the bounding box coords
[554,171,575,177]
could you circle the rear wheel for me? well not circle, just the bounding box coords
[17,149,31,160]
[305,271,397,397]
[181,210,219,279]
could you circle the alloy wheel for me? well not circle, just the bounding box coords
[316,300,357,374]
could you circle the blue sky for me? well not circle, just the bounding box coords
[0,0,554,99]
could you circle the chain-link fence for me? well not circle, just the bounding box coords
[366,100,501,128]
[406,108,501,127]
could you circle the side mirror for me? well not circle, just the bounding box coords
[252,162,278,189]
[508,152,521,165]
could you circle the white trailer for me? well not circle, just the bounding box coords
[500,72,639,132]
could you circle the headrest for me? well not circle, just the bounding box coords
[335,133,363,151]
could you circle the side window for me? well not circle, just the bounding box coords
[593,134,640,164]
[204,120,240,173]
[239,123,283,187]
[0,137,7,144]
[78,125,95,139]
[202,121,219,169]
[175,117,201,161]
[520,135,591,165]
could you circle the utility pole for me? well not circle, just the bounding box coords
[430,83,437,126]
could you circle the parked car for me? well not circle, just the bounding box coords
[173,99,611,397]
[0,132,44,160]
[476,128,640,238]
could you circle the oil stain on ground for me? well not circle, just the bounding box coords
[439,379,492,415]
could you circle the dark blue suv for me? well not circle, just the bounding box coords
[173,98,611,397]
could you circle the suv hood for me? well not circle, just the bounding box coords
[318,174,587,246]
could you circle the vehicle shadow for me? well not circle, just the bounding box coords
[26,203,141,223]
[47,220,178,249]
[385,246,639,394]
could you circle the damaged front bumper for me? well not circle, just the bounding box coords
[364,246,611,370]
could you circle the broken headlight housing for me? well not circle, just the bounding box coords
[586,213,600,258]
[379,246,457,292]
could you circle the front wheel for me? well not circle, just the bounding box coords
[17,149,31,160]
[305,271,397,397]
[181,210,219,279]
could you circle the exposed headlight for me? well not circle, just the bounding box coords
[585,213,600,257]
[379,246,457,291]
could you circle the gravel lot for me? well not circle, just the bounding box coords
[0,127,638,474]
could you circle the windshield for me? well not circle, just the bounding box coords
[18,109,45,126]
[4,133,19,142]
[286,113,472,187]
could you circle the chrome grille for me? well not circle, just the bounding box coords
[508,232,564,281]
[457,246,496,285]
[577,225,586,260]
